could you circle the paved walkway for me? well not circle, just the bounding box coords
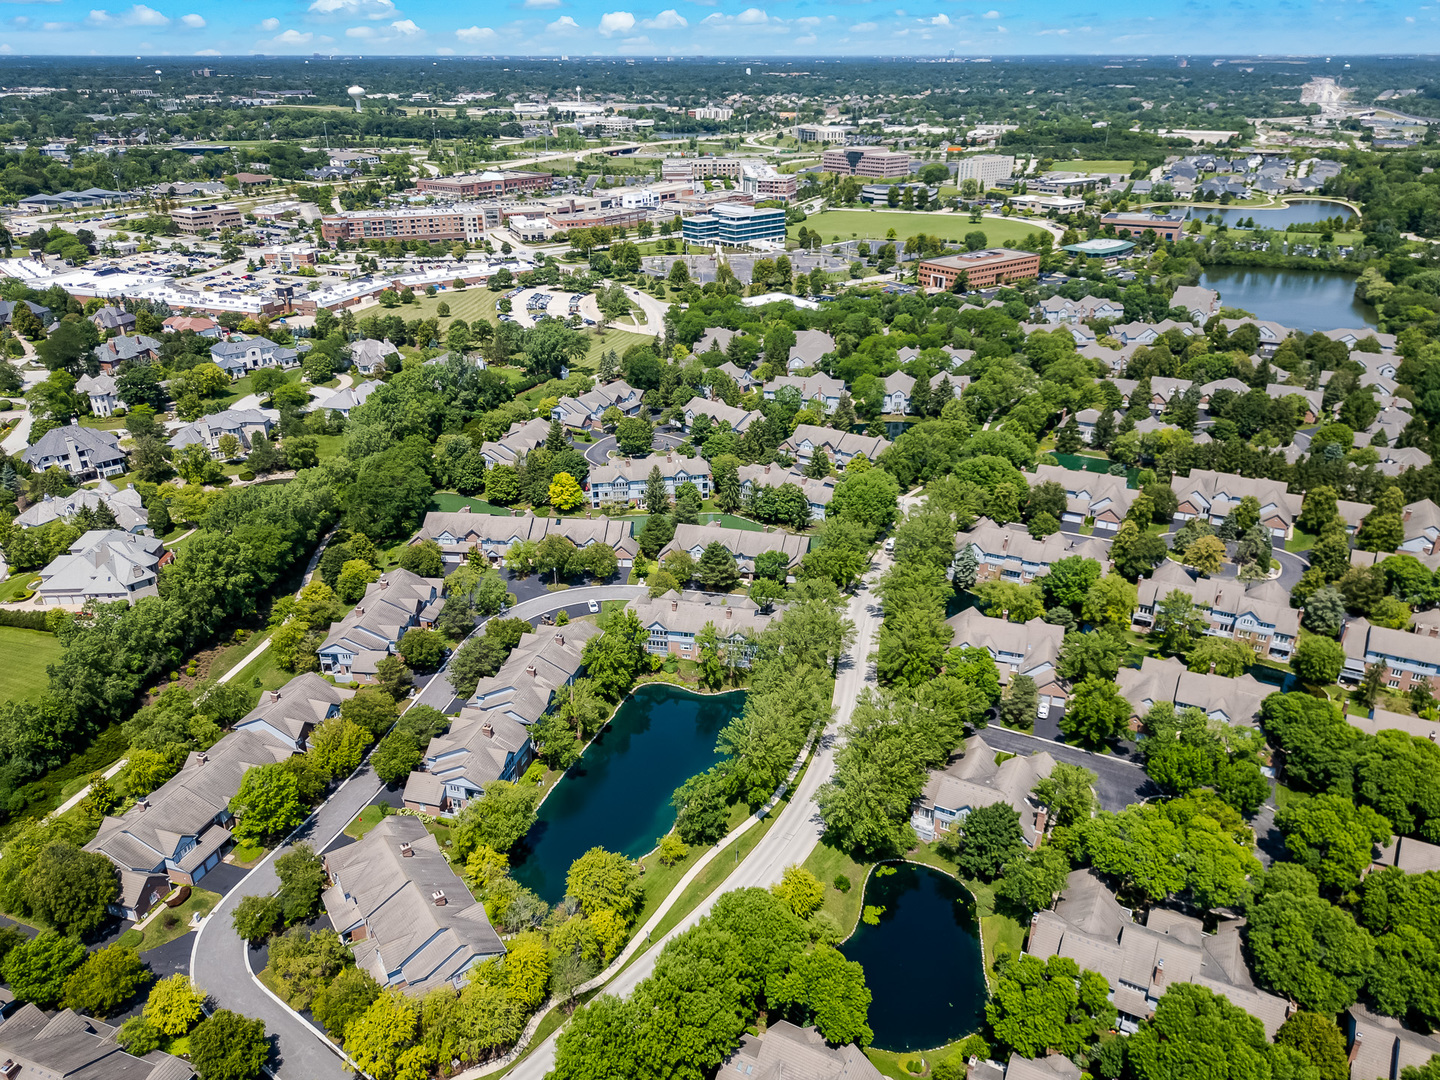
[44,758,128,823]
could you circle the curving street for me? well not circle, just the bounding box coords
[582,432,684,467]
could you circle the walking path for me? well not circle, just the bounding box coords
[44,758,128,823]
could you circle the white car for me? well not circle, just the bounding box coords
[1037,699,1051,720]
[883,537,895,553]
[588,599,600,614]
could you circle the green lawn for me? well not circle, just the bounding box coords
[792,210,1048,247]
[139,888,221,952]
[0,572,40,603]
[215,369,305,411]
[0,627,65,703]
[1060,159,1136,175]
[430,491,515,515]
[343,804,453,848]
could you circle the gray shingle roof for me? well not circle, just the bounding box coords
[0,1003,193,1080]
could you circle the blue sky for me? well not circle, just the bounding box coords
[0,0,1432,57]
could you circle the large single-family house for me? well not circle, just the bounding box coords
[945,607,1068,708]
[91,305,137,334]
[785,328,835,371]
[163,314,222,337]
[737,463,835,522]
[0,1004,193,1080]
[1170,469,1303,540]
[315,378,382,418]
[1032,463,1137,532]
[234,672,353,752]
[15,480,147,533]
[882,371,915,415]
[349,338,400,376]
[627,590,773,666]
[209,336,304,377]
[22,422,127,478]
[480,418,557,468]
[37,530,166,606]
[93,334,161,373]
[168,409,274,458]
[317,569,443,683]
[1340,618,1440,693]
[958,518,1106,585]
[323,816,506,995]
[780,424,891,466]
[764,374,846,414]
[413,511,637,567]
[1116,655,1268,725]
[660,522,808,579]
[588,453,712,508]
[912,734,1056,844]
[75,373,121,417]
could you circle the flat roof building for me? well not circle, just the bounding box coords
[320,205,486,244]
[415,170,551,199]
[1063,238,1136,259]
[681,203,787,246]
[916,248,1041,290]
[821,146,913,178]
[1101,211,1187,242]
[953,154,1016,185]
[171,203,243,234]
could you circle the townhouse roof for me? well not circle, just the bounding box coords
[14,481,147,532]
[21,424,126,470]
[0,1003,193,1080]
[318,568,443,663]
[959,517,1108,570]
[323,816,504,996]
[736,463,838,507]
[236,672,353,743]
[466,622,602,720]
[787,328,835,367]
[1346,1003,1440,1080]
[1171,285,1219,315]
[882,370,916,395]
[626,589,774,640]
[1151,576,1299,639]
[1404,499,1440,543]
[767,373,846,402]
[1135,559,1202,609]
[1373,835,1440,874]
[589,452,711,486]
[719,1020,883,1080]
[422,704,532,791]
[1265,383,1325,414]
[1032,463,1137,522]
[480,417,554,466]
[662,522,809,567]
[919,734,1056,845]
[416,511,638,559]
[693,326,737,354]
[1342,617,1440,668]
[782,424,891,462]
[1170,469,1302,525]
[945,608,1064,681]
[686,399,761,432]
[1116,655,1268,725]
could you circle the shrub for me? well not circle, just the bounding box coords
[834,874,851,893]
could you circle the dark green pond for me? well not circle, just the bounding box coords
[509,683,744,903]
[840,863,988,1053]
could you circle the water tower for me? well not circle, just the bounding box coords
[348,85,365,112]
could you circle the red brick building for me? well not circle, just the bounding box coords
[916,248,1041,290]
[415,170,552,199]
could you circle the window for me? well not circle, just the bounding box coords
[1389,680,1402,689]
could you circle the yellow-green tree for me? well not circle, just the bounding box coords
[549,471,585,511]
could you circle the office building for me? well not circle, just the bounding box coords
[1100,211,1187,242]
[822,146,913,178]
[740,163,799,201]
[953,154,1016,185]
[915,248,1042,289]
[415,170,551,199]
[171,203,243,234]
[320,205,487,243]
[794,123,851,143]
[681,203,787,246]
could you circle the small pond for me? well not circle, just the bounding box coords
[840,862,988,1053]
[509,683,744,903]
[1198,265,1377,333]
[1185,199,1357,229]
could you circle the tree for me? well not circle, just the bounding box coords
[1058,630,1126,683]
[189,1009,270,1080]
[1082,574,1139,629]
[996,845,1071,914]
[145,974,207,1036]
[615,416,654,457]
[830,469,900,534]
[62,944,149,1018]
[231,894,282,944]
[1109,520,1168,580]
[1246,866,1375,1013]
[550,471,585,511]
[397,540,443,578]
[566,847,643,920]
[697,541,741,593]
[308,715,369,778]
[1292,634,1346,685]
[1031,763,1098,827]
[1153,589,1206,655]
[1184,534,1227,576]
[772,865,826,919]
[999,674,1039,730]
[1275,1012,1351,1080]
[276,844,328,924]
[1127,982,1277,1080]
[769,945,874,1047]
[505,930,552,1008]
[1061,677,1130,746]
[341,686,400,738]
[1187,637,1254,677]
[986,954,1116,1058]
[312,966,381,1041]
[452,780,540,859]
[397,627,447,671]
[1277,793,1392,892]
[228,763,304,842]
[2,932,87,1007]
[336,558,379,602]
[1302,587,1346,638]
[947,802,1026,880]
[24,841,118,935]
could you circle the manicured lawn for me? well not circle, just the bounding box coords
[229,840,266,865]
[792,210,1048,247]
[429,491,515,515]
[225,641,292,696]
[0,572,40,603]
[1060,159,1136,175]
[344,804,453,848]
[865,1038,974,1080]
[215,369,305,411]
[139,888,221,952]
[0,627,65,703]
[803,840,870,934]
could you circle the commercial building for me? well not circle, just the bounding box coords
[320,205,486,244]
[662,157,743,181]
[821,146,913,178]
[1101,211,1187,242]
[740,163,799,201]
[916,248,1042,290]
[681,203,787,246]
[953,154,1016,185]
[262,244,318,270]
[690,106,734,121]
[1062,237,1136,261]
[794,123,852,143]
[171,203,243,233]
[415,170,551,198]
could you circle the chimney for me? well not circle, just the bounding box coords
[137,798,148,812]
[667,452,674,463]
[431,890,447,907]
[1002,534,1010,552]
[554,633,564,646]
[1209,662,1216,675]
[526,663,537,677]
[380,576,389,589]
[1035,806,1049,837]
[671,598,678,611]
[269,690,281,703]
[198,753,208,766]
[1154,957,1165,983]
[764,464,771,474]
[399,842,414,858]
[1349,1033,1363,1064]
[726,607,733,620]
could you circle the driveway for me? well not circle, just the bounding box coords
[582,432,683,467]
[979,725,1157,812]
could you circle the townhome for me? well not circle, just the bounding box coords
[588,453,712,508]
[37,530,166,606]
[1037,294,1126,324]
[1171,285,1220,323]
[323,816,506,995]
[404,707,534,815]
[1373,446,1432,478]
[168,408,274,458]
[897,344,974,369]
[317,569,443,683]
[93,333,161,373]
[22,422,127,478]
[930,370,970,401]
[15,480,148,532]
[1078,342,1137,373]
[721,1022,883,1080]
[1400,500,1440,556]
[959,517,1106,585]
[1032,463,1137,532]
[233,672,353,752]
[882,371,915,414]
[1135,570,1300,660]
[1170,469,1303,540]
[693,327,737,355]
[711,360,757,394]
[628,590,773,667]
[1325,327,1398,352]
[1340,618,1440,693]
[0,1005,194,1080]
[1265,383,1325,423]
[1144,376,1196,415]
[465,623,599,719]
[661,522,809,579]
[1198,378,1251,406]
[550,379,644,429]
[737,463,835,522]
[911,734,1055,844]
[1219,318,1293,357]
[945,607,1068,710]
[209,336,304,377]
[1109,320,1197,347]
[1028,868,1292,1036]
[75,373,121,417]
[413,511,637,567]
[1345,1005,1440,1080]
[315,378,382,418]
[780,424,891,466]
[764,373,846,414]
[349,338,401,376]
[682,399,762,434]
[480,418,557,468]
[86,725,297,919]
[785,328,835,371]
[1116,655,1269,725]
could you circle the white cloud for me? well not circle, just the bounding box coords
[850,20,876,29]
[194,46,221,53]
[390,17,421,33]
[124,4,169,24]
[546,14,578,30]
[794,15,820,26]
[598,9,634,33]
[42,20,76,30]
[258,16,279,28]
[993,22,1006,30]
[929,13,949,25]
[736,7,768,21]
[456,23,496,39]
[180,12,204,26]
[345,24,374,35]
[982,9,1000,15]
[307,0,395,19]
[86,9,115,24]
[265,27,314,43]
[640,8,686,28]
[0,42,10,50]
[9,15,27,24]
[794,31,815,42]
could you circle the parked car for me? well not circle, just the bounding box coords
[1037,699,1051,720]
[883,537,895,553]
[588,599,600,614]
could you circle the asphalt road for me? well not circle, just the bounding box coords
[505,560,887,1080]
[978,725,1159,812]
[582,431,684,467]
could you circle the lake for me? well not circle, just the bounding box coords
[840,863,988,1053]
[509,683,744,903]
[1198,265,1377,332]
[1186,199,1356,229]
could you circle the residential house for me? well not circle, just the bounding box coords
[945,608,1068,709]
[712,361,757,394]
[14,481,148,533]
[209,336,304,377]
[958,518,1106,585]
[764,374,846,414]
[1340,618,1440,693]
[1116,655,1269,725]
[21,422,127,478]
[0,299,50,329]
[720,1021,883,1080]
[780,424,891,466]
[1078,342,1138,374]
[1170,470,1303,540]
[86,726,296,918]
[661,522,809,579]
[911,734,1056,844]
[1219,318,1293,357]
[588,453,712,509]
[480,418,557,468]
[1028,868,1293,1036]
[1036,294,1126,324]
[417,512,636,568]
[1372,835,1440,876]
[897,344,973,369]
[1171,285,1220,323]
[682,399,761,434]
[1198,378,1251,406]
[37,530,166,606]
[550,380,643,429]
[349,338,400,376]
[91,304,136,333]
[0,1004,194,1080]
[315,379,382,418]
[1325,328,1398,352]
[737,463,835,522]
[323,816,505,995]
[627,590,774,666]
[1344,1004,1440,1080]
[168,409,274,458]
[930,370,970,401]
[1374,446,1432,478]
[465,622,599,718]
[74,373,120,418]
[693,327,737,356]
[882,371,915,414]
[234,672,353,752]
[1143,377,1196,415]
[93,334,161,373]
[1144,575,1299,660]
[1109,320,1197,348]
[163,314,221,337]
[1032,463,1137,532]
[317,569,443,683]
[785,328,835,371]
[1266,383,1325,424]
[404,707,534,815]
[1400,500,1440,556]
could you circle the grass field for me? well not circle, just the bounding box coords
[139,888,221,952]
[792,210,1049,247]
[1060,159,1136,174]
[0,627,65,702]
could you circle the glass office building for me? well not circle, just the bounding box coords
[682,204,788,245]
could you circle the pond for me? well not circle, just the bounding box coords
[1186,199,1356,229]
[840,862,988,1053]
[1198,265,1377,333]
[509,683,744,903]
